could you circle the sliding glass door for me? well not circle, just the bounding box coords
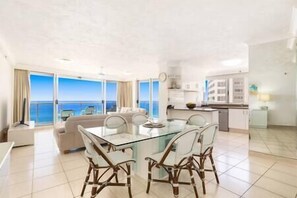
[29,73,119,125]
[30,73,54,125]
[138,79,159,118]
[138,80,150,114]
[105,81,117,113]
[57,77,103,121]
[152,80,159,118]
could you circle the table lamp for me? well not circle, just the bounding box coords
[258,93,270,110]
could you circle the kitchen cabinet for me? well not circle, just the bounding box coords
[182,82,199,92]
[250,109,267,128]
[168,89,184,105]
[228,109,249,130]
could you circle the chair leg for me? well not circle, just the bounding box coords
[209,154,219,184]
[115,169,119,183]
[188,162,199,198]
[91,169,98,198]
[168,167,172,182]
[80,164,92,197]
[126,163,132,198]
[107,144,112,152]
[172,168,179,198]
[200,157,206,194]
[146,160,152,193]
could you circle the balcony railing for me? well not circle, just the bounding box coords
[30,101,54,126]
[30,101,117,126]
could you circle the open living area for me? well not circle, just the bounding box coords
[1,0,297,198]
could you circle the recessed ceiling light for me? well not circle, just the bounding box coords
[56,58,72,62]
[221,59,242,66]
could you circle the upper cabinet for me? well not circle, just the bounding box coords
[167,67,182,89]
[182,82,200,92]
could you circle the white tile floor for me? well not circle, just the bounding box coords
[249,126,297,159]
[3,128,297,198]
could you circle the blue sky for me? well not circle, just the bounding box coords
[30,75,117,101]
[58,78,103,101]
[30,75,54,101]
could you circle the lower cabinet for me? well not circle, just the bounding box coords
[228,109,249,130]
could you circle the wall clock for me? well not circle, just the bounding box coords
[158,72,167,82]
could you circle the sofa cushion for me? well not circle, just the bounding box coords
[120,107,132,113]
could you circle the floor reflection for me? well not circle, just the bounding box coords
[249,126,297,159]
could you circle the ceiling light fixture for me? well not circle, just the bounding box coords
[221,59,242,66]
[56,58,72,62]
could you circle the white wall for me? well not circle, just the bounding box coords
[0,50,13,138]
[249,39,297,126]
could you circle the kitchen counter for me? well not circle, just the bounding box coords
[171,107,218,112]
[203,104,249,109]
[167,108,218,124]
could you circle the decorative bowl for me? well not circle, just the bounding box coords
[186,103,196,109]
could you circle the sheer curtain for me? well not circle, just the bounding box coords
[13,69,30,123]
[117,81,132,108]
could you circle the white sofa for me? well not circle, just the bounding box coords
[53,112,143,153]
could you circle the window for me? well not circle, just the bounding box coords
[206,76,247,104]
[30,74,54,125]
[29,72,122,125]
[207,79,228,103]
[57,77,103,121]
[106,81,117,113]
[138,80,159,118]
[217,89,226,94]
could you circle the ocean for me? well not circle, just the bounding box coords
[30,101,159,125]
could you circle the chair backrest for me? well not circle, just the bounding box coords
[78,125,115,166]
[159,127,201,165]
[197,124,218,154]
[104,115,128,129]
[132,113,148,125]
[187,114,207,127]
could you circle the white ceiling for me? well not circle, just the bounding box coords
[0,0,296,78]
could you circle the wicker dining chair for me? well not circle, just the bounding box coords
[132,113,148,125]
[187,114,207,127]
[145,127,202,198]
[193,124,219,194]
[104,115,132,152]
[78,125,135,198]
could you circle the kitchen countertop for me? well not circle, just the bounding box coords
[203,104,249,109]
[168,107,218,112]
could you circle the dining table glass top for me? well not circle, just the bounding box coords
[86,119,188,147]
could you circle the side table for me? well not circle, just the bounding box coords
[8,121,35,147]
[249,109,268,128]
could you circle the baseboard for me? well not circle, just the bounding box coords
[229,128,249,134]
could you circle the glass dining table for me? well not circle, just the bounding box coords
[85,119,189,178]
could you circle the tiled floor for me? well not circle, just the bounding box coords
[3,128,297,198]
[249,126,297,159]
